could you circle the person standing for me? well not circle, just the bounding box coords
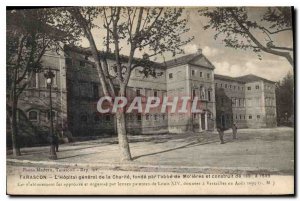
[232,122,238,140]
[217,127,225,144]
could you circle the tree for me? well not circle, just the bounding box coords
[66,7,193,161]
[6,8,80,156]
[275,72,294,126]
[199,7,293,67]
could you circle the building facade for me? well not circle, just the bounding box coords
[18,46,277,139]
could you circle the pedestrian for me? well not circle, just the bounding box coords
[217,127,225,144]
[53,132,59,152]
[232,122,238,140]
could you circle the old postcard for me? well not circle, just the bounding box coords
[6,6,294,195]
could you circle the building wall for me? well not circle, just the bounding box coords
[127,66,168,134]
[20,47,278,139]
[18,50,68,139]
[244,81,266,128]
[189,65,215,131]
[65,50,115,137]
[166,64,191,133]
[215,77,277,129]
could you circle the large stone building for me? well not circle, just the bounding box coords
[17,46,277,139]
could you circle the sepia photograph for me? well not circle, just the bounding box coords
[5,5,294,195]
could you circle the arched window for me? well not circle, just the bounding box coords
[28,110,39,121]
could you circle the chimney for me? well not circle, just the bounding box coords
[197,48,202,55]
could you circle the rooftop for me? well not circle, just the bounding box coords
[162,52,215,69]
[215,73,275,84]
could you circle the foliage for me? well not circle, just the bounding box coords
[199,7,293,66]
[7,8,81,95]
[275,72,294,126]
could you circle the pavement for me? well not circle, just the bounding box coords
[7,127,294,175]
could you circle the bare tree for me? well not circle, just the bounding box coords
[6,8,80,156]
[199,7,293,66]
[66,7,193,161]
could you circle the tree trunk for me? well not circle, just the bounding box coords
[116,85,132,161]
[116,110,132,161]
[10,96,21,156]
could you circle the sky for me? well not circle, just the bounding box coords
[81,7,294,82]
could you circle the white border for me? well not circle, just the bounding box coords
[1,1,298,200]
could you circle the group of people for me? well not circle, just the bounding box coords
[217,123,238,144]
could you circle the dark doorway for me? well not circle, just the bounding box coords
[201,113,205,130]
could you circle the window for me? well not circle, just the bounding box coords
[249,115,252,119]
[146,114,150,120]
[28,73,38,88]
[225,84,227,88]
[93,84,99,99]
[191,70,195,76]
[207,73,210,79]
[200,72,203,77]
[192,89,196,99]
[136,89,141,96]
[247,86,251,90]
[105,115,111,122]
[234,86,236,90]
[207,113,212,119]
[79,61,85,67]
[215,83,218,87]
[232,98,235,107]
[94,113,100,122]
[257,115,260,119]
[47,111,57,121]
[221,98,224,106]
[66,58,72,65]
[80,114,88,122]
[256,85,260,89]
[238,86,240,90]
[154,91,158,97]
[28,110,38,121]
[162,114,165,120]
[137,114,142,121]
[79,82,90,97]
[200,86,205,100]
[236,115,238,119]
[229,85,232,89]
[169,73,173,79]
[208,90,212,102]
[220,83,223,88]
[154,114,157,121]
[238,99,241,107]
[240,115,242,119]
[193,113,197,119]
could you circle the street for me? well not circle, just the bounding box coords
[7,127,294,175]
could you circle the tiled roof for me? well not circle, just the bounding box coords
[214,74,244,83]
[163,54,198,67]
[215,73,275,84]
[64,45,164,69]
[235,74,275,83]
[162,53,215,69]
